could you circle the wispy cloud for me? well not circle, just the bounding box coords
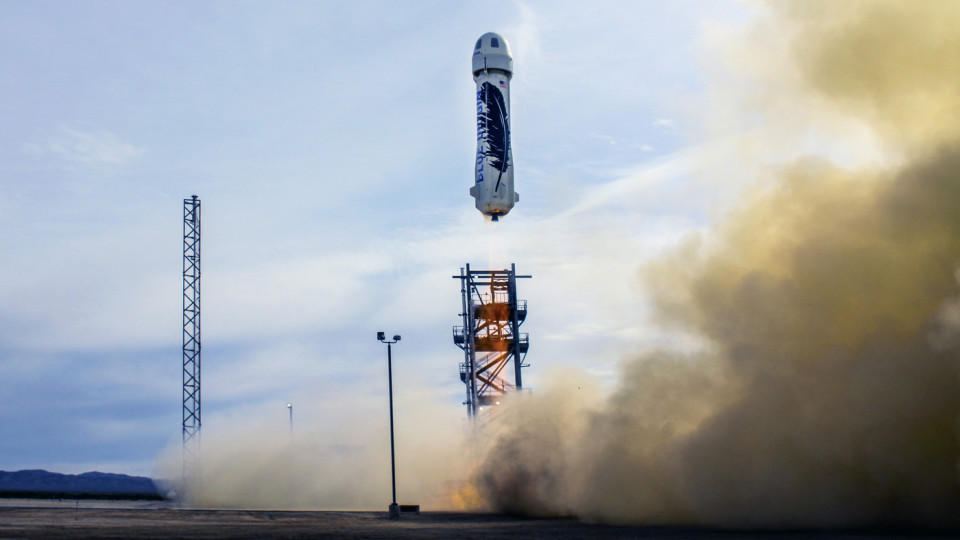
[25,126,144,165]
[652,118,677,129]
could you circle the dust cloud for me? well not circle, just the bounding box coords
[155,396,469,511]
[470,0,960,528]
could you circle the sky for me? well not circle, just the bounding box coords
[0,1,754,478]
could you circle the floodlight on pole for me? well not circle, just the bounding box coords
[377,330,401,519]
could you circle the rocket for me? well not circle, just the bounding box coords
[470,32,517,221]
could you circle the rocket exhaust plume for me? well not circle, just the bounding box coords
[466,0,960,529]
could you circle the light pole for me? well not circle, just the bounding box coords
[377,331,401,519]
[286,403,293,439]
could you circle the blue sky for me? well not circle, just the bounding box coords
[0,1,753,477]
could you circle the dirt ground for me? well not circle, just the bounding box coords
[0,499,953,539]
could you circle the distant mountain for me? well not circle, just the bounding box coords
[0,469,160,497]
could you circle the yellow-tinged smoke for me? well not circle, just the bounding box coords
[469,0,960,528]
[785,0,960,152]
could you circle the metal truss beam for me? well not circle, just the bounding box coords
[182,195,201,482]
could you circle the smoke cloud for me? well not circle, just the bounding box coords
[469,0,960,529]
[155,391,470,511]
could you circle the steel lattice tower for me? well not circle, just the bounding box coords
[453,263,530,417]
[182,195,201,482]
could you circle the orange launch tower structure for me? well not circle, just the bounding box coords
[453,264,530,417]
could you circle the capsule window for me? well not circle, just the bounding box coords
[475,38,482,50]
[491,37,500,48]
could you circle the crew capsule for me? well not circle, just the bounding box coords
[470,32,517,222]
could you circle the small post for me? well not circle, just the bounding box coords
[286,403,293,439]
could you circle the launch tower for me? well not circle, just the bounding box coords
[453,264,530,417]
[182,195,201,481]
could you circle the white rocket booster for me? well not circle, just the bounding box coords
[470,32,517,221]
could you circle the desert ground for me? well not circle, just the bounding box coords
[0,499,956,539]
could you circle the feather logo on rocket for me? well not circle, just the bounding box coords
[479,82,510,191]
[470,32,518,222]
